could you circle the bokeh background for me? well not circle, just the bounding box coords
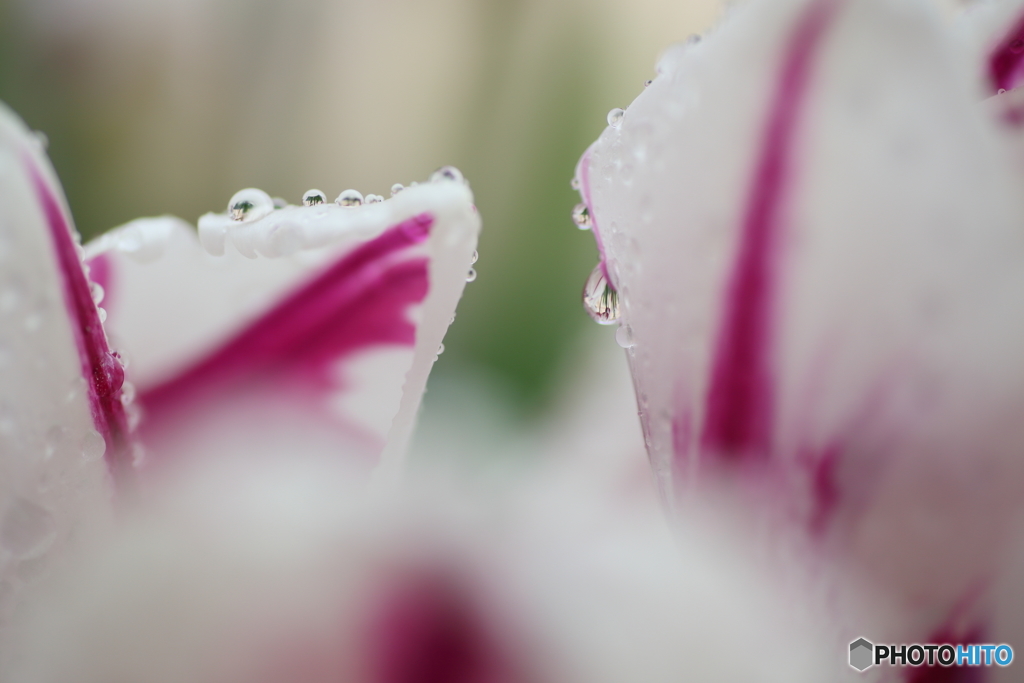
[0,0,718,435]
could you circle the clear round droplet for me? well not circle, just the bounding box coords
[391,183,405,196]
[570,177,580,191]
[644,79,653,87]
[90,281,104,305]
[583,263,620,325]
[572,203,592,230]
[0,499,56,559]
[471,250,479,264]
[228,188,274,222]
[97,307,107,323]
[80,430,106,462]
[302,189,326,206]
[430,166,464,184]
[437,342,445,355]
[607,108,625,127]
[615,324,635,348]
[336,189,363,207]
[366,194,383,204]
[272,196,288,209]
[466,268,477,283]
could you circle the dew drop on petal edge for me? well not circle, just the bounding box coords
[571,176,580,190]
[228,188,274,222]
[644,79,653,87]
[572,203,592,230]
[615,324,635,348]
[466,268,477,283]
[272,197,287,209]
[391,183,404,196]
[80,430,106,462]
[336,189,363,207]
[90,282,104,305]
[366,194,383,204]
[607,108,625,127]
[437,342,445,355]
[302,189,326,206]
[583,263,620,325]
[430,166,464,184]
[471,249,479,264]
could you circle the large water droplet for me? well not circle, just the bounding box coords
[93,353,125,398]
[572,203,592,230]
[81,430,106,462]
[615,324,635,348]
[228,188,274,222]
[0,499,56,559]
[607,108,625,127]
[583,263,620,325]
[302,189,326,206]
[391,183,404,196]
[430,166,464,184]
[336,189,363,207]
[466,268,477,283]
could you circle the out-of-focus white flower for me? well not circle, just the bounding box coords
[578,0,1024,665]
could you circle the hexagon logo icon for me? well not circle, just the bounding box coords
[849,638,874,671]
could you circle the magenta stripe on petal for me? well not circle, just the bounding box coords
[700,0,840,460]
[138,214,434,448]
[907,627,987,683]
[989,12,1024,93]
[25,157,133,483]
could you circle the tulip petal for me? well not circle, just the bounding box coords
[87,183,478,472]
[584,0,1024,635]
[0,102,116,629]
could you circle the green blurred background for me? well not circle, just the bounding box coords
[0,0,716,423]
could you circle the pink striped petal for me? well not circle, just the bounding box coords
[0,103,117,632]
[583,0,1024,642]
[87,182,478,472]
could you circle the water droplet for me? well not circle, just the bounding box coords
[93,352,125,397]
[80,430,106,462]
[607,108,625,127]
[644,79,653,87]
[430,166,464,184]
[0,499,56,559]
[89,281,104,305]
[228,188,274,222]
[272,197,288,209]
[44,426,67,460]
[570,177,580,190]
[471,250,479,264]
[572,203,592,230]
[615,324,635,348]
[466,268,477,283]
[336,189,363,207]
[437,342,445,355]
[391,183,405,196]
[302,189,326,206]
[999,88,1007,95]
[366,194,383,204]
[97,307,107,323]
[120,381,137,405]
[1011,39,1024,54]
[582,263,620,325]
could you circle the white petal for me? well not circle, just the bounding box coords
[88,182,479,473]
[585,0,1024,638]
[0,102,115,636]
